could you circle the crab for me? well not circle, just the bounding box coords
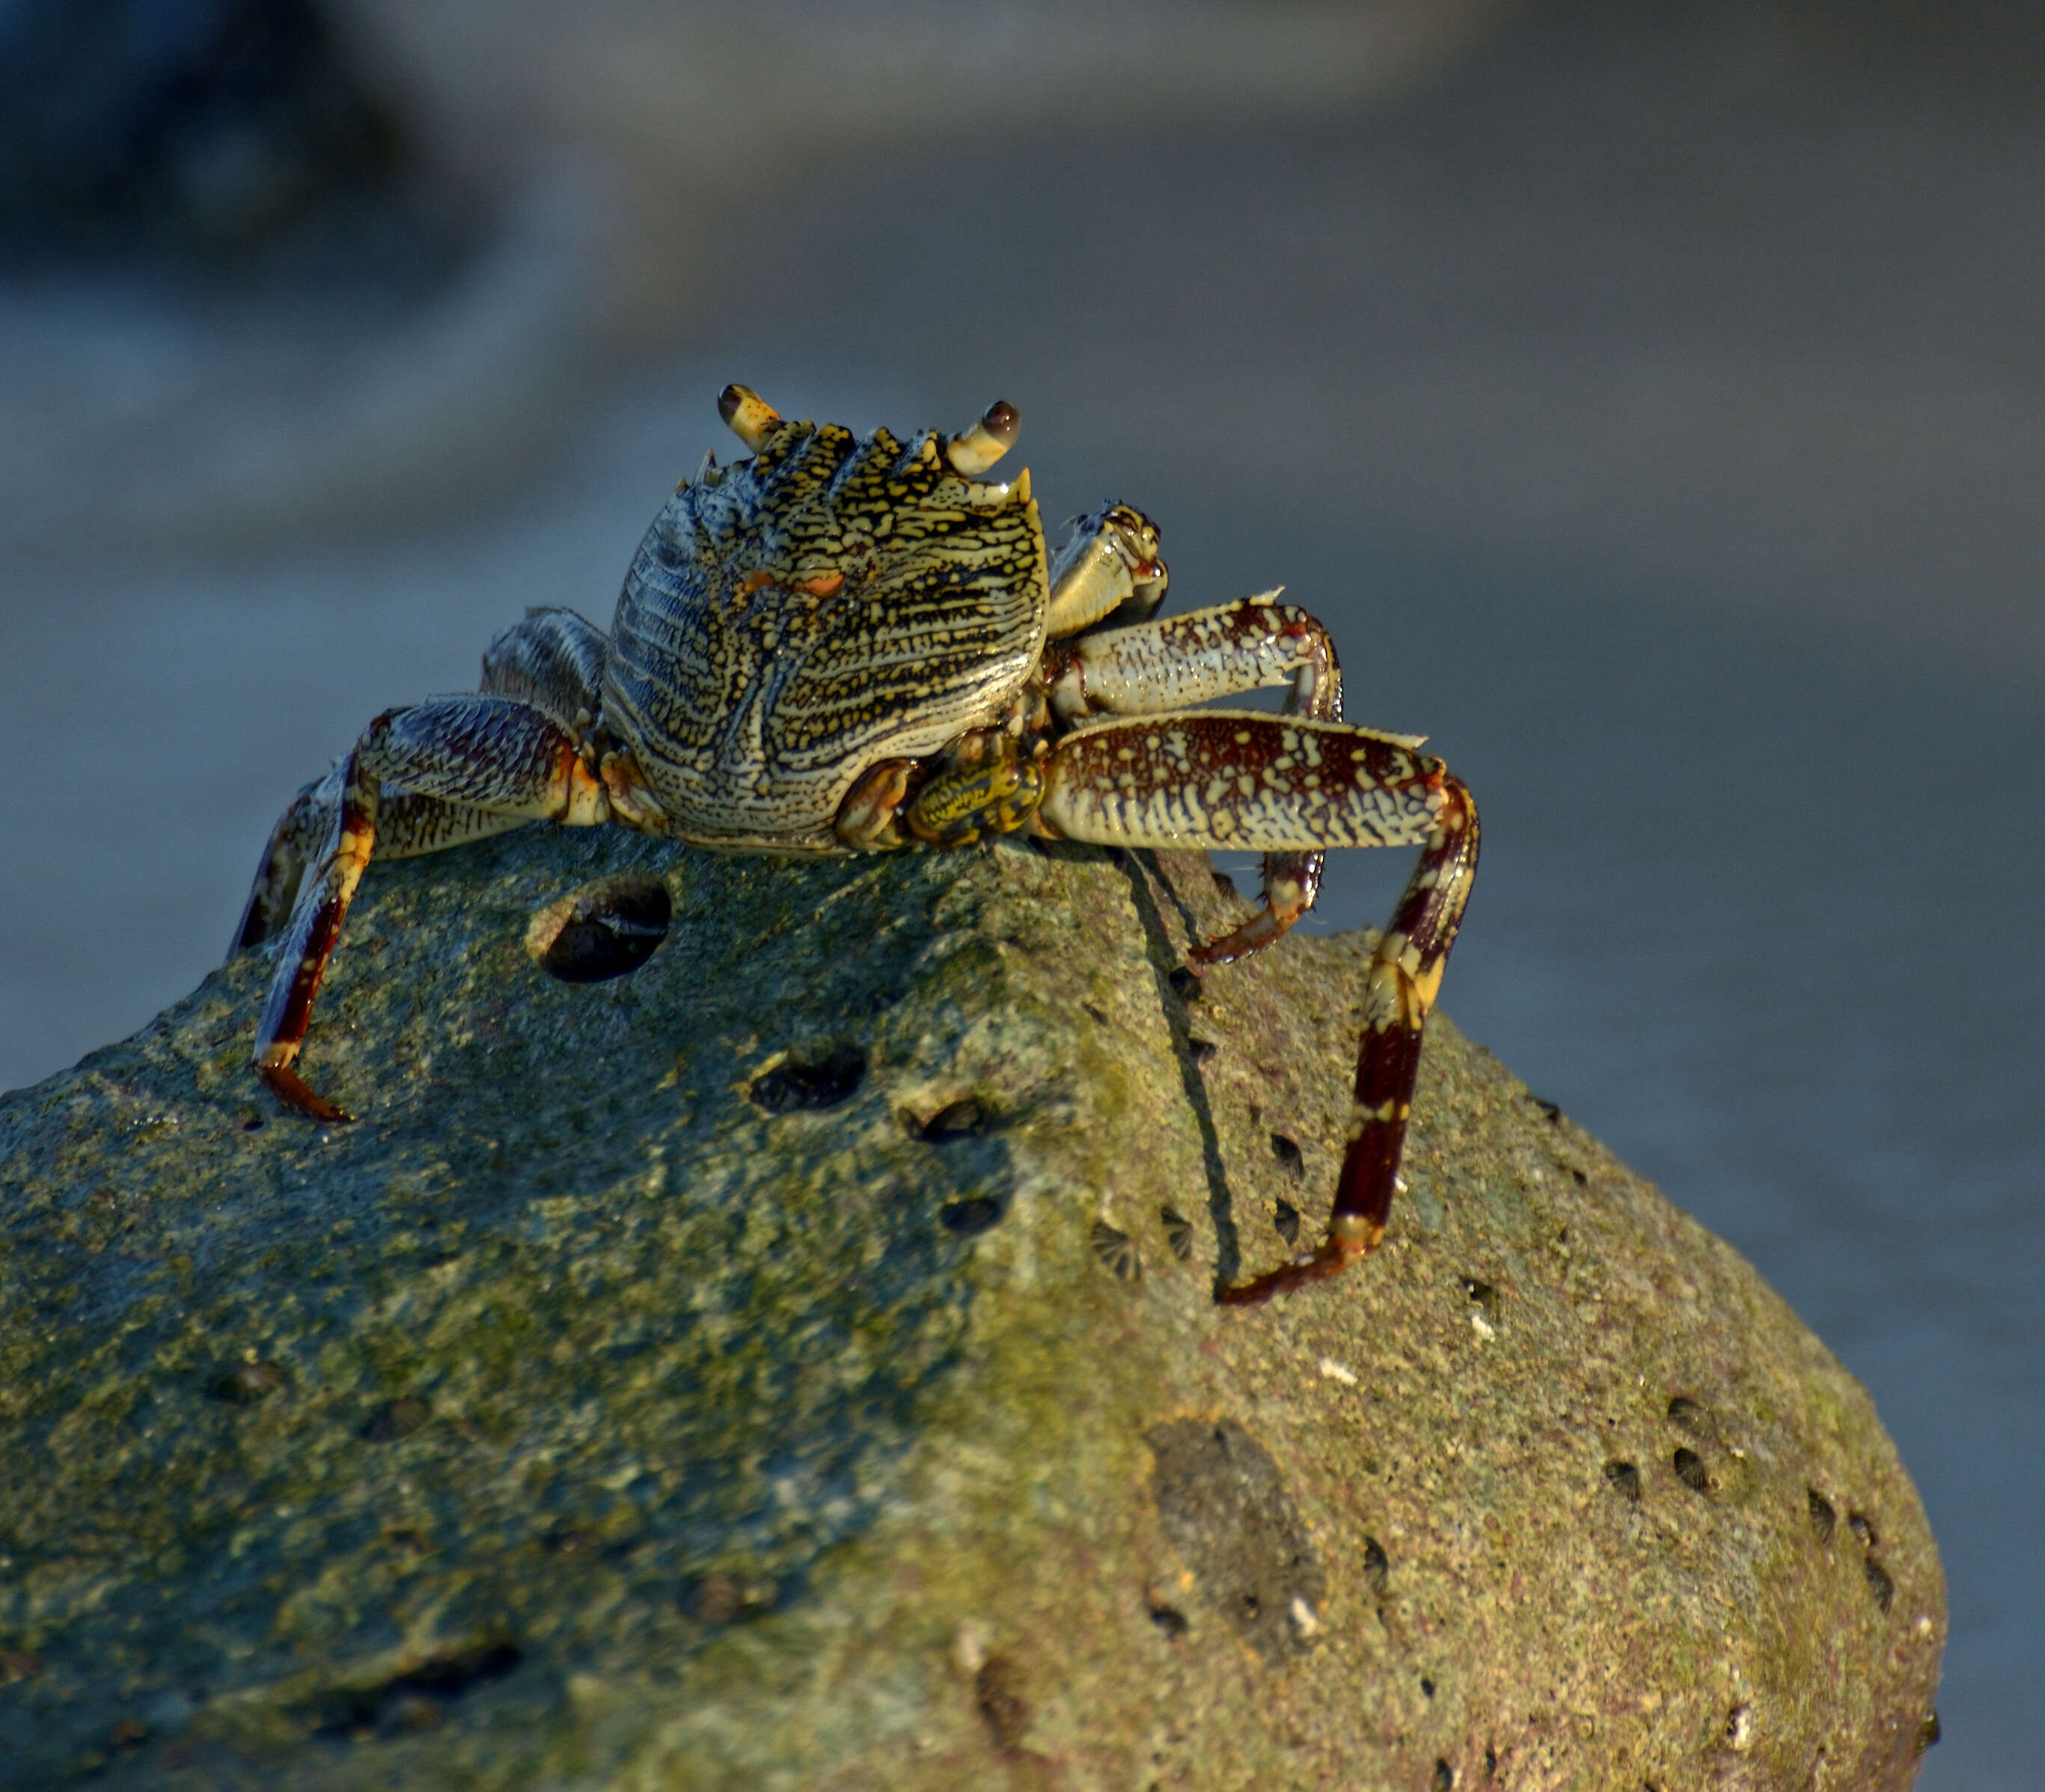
[230,385,1479,1303]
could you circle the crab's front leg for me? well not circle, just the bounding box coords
[235,694,622,1120]
[1035,713,1479,1302]
[1045,592,1344,961]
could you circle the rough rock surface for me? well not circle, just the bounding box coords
[0,831,1943,1790]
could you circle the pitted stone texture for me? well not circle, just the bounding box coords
[0,832,1942,1789]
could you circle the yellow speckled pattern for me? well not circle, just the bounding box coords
[603,419,1048,851]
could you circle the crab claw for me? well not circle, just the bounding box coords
[718,384,782,453]
[945,400,1020,475]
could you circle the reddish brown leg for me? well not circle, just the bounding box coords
[1218,773,1479,1303]
[239,696,610,1120]
[230,767,340,955]
[252,746,379,1121]
[1036,712,1479,1302]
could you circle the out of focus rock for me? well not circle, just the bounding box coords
[0,0,406,265]
[0,1,1515,559]
[0,837,1943,1789]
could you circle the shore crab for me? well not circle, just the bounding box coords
[230,385,1479,1303]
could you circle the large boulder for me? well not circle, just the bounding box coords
[0,830,1942,1789]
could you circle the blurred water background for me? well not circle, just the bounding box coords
[2,1,2040,1782]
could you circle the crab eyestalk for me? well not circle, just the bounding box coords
[945,400,1021,475]
[718,383,782,453]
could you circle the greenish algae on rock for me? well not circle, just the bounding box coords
[0,831,1943,1790]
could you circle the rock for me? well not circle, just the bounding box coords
[0,831,1944,1789]
[0,0,406,265]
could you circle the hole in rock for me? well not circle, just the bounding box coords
[1147,1600,1189,1639]
[975,1655,1030,1752]
[1361,1535,1390,1594]
[527,875,671,983]
[748,1045,866,1113]
[358,1397,430,1443]
[308,1642,522,1740]
[1807,1488,1836,1542]
[910,1098,986,1140]
[207,1360,286,1405]
[940,1196,1004,1235]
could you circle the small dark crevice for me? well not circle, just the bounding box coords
[1666,1395,1708,1433]
[974,1654,1030,1753]
[1604,1460,1642,1505]
[1671,1447,1710,1493]
[308,1642,522,1741]
[207,1360,286,1405]
[357,1396,430,1443]
[1807,1487,1837,1542]
[939,1195,1004,1235]
[1361,1535,1390,1595]
[536,875,670,983]
[748,1044,866,1113]
[1147,1599,1190,1639]
[905,1097,988,1140]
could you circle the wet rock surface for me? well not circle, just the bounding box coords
[0,832,1942,1788]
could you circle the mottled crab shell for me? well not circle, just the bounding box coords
[602,417,1049,851]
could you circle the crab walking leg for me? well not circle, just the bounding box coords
[1044,593,1354,963]
[230,765,344,954]
[1222,773,1478,1303]
[1036,712,1479,1301]
[480,605,608,733]
[245,696,612,1120]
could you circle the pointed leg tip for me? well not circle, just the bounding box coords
[257,1062,355,1124]
[1216,1223,1381,1305]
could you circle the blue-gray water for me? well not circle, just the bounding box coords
[3,6,2040,1783]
